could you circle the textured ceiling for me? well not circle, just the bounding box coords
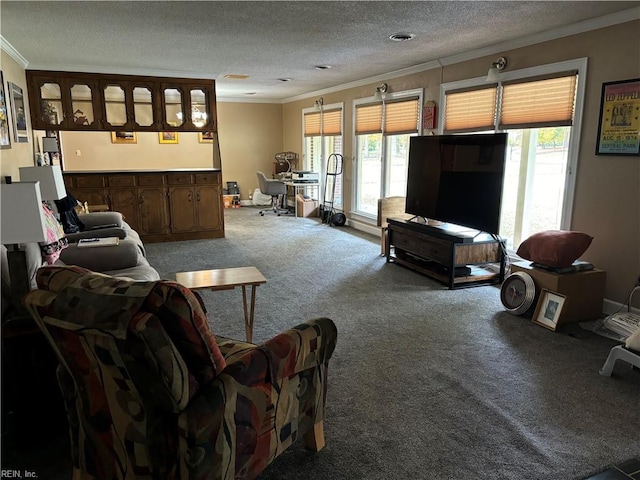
[1,1,639,101]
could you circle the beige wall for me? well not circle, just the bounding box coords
[282,20,640,304]
[61,102,283,201]
[0,50,34,182]
[61,131,215,171]
[217,102,283,197]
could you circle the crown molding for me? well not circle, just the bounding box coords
[217,96,281,104]
[0,35,28,68]
[283,6,640,104]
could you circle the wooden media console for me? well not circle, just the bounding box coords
[386,218,506,289]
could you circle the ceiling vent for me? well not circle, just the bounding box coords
[224,74,250,80]
[389,33,415,42]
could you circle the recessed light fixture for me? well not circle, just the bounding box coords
[389,33,416,42]
[314,65,332,70]
[224,74,250,80]
[278,78,292,82]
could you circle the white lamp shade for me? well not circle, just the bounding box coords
[19,165,66,200]
[1,182,48,244]
[42,137,59,153]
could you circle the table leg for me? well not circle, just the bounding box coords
[241,284,258,343]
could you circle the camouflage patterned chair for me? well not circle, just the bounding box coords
[23,265,337,480]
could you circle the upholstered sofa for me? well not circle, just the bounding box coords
[59,211,159,282]
[23,265,337,479]
[1,211,159,322]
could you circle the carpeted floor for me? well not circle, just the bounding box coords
[149,207,639,480]
[2,206,638,479]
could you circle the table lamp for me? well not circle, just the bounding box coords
[19,165,66,202]
[42,137,59,165]
[1,182,48,313]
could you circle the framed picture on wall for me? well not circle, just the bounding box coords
[0,71,10,149]
[8,81,28,143]
[595,78,640,156]
[199,131,214,143]
[111,131,137,144]
[159,131,178,144]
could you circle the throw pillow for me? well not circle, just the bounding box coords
[39,203,68,264]
[516,230,593,268]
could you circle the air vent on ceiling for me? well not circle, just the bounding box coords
[389,33,416,42]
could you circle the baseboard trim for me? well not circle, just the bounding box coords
[348,218,380,237]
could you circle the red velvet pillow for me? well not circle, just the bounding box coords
[516,230,593,268]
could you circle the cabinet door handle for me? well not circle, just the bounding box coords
[197,193,201,201]
[188,193,192,202]
[139,194,145,205]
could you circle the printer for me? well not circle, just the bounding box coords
[290,171,320,183]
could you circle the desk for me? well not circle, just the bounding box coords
[175,266,266,342]
[283,181,320,218]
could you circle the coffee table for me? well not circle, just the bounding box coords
[175,266,266,343]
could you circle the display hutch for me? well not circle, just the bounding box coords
[26,70,224,241]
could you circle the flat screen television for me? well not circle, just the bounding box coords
[405,133,508,235]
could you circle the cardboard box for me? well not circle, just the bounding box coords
[297,199,318,217]
[223,194,240,208]
[511,261,606,325]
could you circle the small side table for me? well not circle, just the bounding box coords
[599,345,640,376]
[175,266,266,343]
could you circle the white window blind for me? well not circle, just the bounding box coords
[499,73,577,129]
[384,98,420,134]
[305,109,342,136]
[304,112,321,137]
[444,86,498,133]
[322,108,342,135]
[356,103,383,134]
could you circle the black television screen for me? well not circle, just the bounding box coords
[405,133,508,234]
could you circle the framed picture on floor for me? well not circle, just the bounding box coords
[8,81,28,143]
[0,71,10,149]
[532,289,566,331]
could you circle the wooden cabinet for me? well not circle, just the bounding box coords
[64,170,223,242]
[166,173,223,234]
[195,183,222,231]
[137,175,169,236]
[168,186,197,233]
[386,218,505,289]
[27,70,217,133]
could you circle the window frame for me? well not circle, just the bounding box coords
[301,101,344,204]
[351,88,423,220]
[438,58,588,234]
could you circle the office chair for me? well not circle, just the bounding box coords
[257,171,289,216]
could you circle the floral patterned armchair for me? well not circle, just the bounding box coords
[23,266,337,479]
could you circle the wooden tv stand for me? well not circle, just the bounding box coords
[386,218,506,289]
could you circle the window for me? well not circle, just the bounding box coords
[303,104,343,207]
[441,59,586,250]
[353,90,422,216]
